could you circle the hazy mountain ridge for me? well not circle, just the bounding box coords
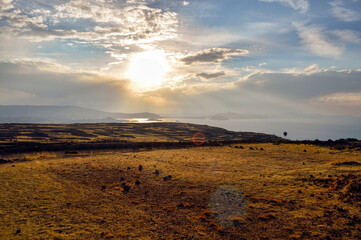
[0,105,160,123]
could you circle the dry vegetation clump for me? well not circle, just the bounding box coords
[23,151,57,161]
[257,213,276,221]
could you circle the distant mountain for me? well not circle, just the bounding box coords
[0,105,161,123]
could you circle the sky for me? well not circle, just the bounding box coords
[0,0,361,118]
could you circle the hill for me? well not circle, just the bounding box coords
[0,122,282,155]
[0,105,160,123]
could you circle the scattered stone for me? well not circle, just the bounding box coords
[163,175,172,181]
[298,190,302,193]
[304,150,307,152]
[302,162,305,165]
[15,229,21,235]
[154,169,160,176]
[249,147,254,150]
[127,167,131,170]
[260,148,264,150]
[239,146,244,149]
[120,177,125,181]
[122,184,131,194]
[177,203,184,208]
[135,180,140,185]
[101,185,106,191]
[310,194,315,197]
[138,165,143,171]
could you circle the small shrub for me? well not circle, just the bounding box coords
[122,184,130,193]
[65,151,79,155]
[232,217,245,227]
[163,175,172,181]
[258,213,276,221]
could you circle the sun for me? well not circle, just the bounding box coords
[127,50,170,91]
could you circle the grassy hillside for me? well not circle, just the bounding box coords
[0,123,282,154]
[1,143,361,239]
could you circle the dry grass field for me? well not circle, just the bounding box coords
[1,143,361,239]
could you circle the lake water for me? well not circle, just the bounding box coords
[160,117,361,141]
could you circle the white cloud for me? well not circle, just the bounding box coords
[314,92,361,105]
[294,23,343,58]
[330,29,361,44]
[183,1,189,6]
[330,0,361,22]
[259,0,309,13]
[282,64,322,75]
[0,0,179,61]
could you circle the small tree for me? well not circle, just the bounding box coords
[283,132,287,137]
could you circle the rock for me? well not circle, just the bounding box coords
[163,175,172,181]
[154,169,160,176]
[138,165,143,171]
[122,184,130,193]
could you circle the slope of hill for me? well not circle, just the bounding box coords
[0,122,282,154]
[0,105,160,123]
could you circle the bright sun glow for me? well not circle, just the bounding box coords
[127,50,170,91]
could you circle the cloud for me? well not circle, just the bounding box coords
[282,64,322,75]
[330,29,361,44]
[180,48,249,65]
[259,0,309,13]
[196,71,226,80]
[330,0,361,22]
[0,0,179,59]
[240,69,361,100]
[294,23,343,58]
[53,1,178,44]
[314,92,361,105]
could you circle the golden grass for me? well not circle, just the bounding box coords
[22,151,58,161]
[1,143,361,239]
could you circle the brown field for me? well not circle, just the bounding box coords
[1,142,361,239]
[0,123,281,155]
[0,123,279,144]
